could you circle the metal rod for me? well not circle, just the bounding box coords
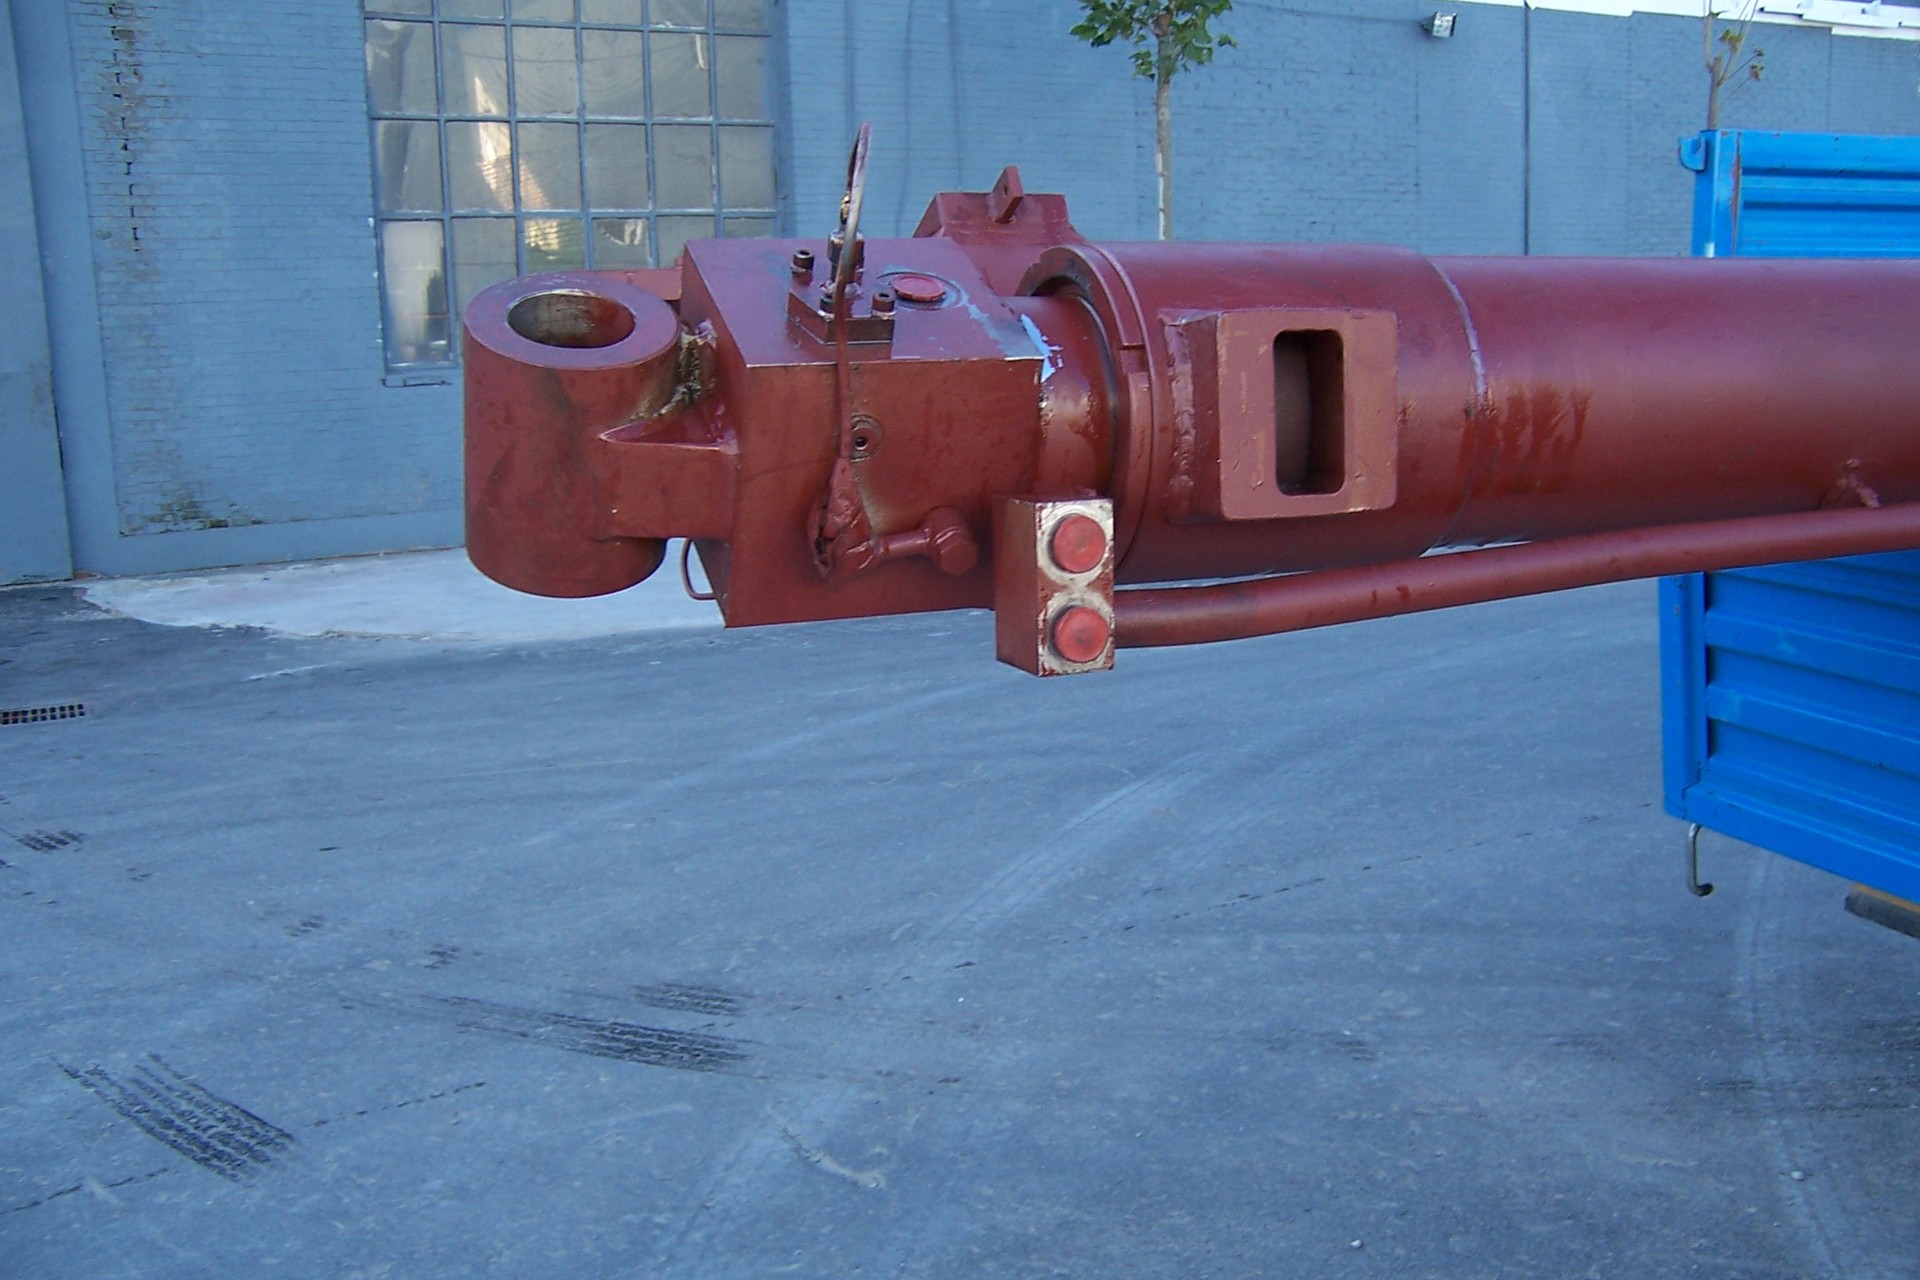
[1114,503,1920,650]
[1687,823,1714,898]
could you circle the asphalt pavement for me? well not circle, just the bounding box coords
[3,559,1918,1279]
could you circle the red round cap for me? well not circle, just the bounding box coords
[890,273,948,304]
[1050,605,1111,665]
[1048,513,1107,575]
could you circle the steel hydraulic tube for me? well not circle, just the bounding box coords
[1115,503,1920,649]
[462,157,1920,674]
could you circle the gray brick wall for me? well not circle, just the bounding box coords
[780,0,1920,252]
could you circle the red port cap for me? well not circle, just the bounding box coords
[1048,513,1107,575]
[1050,604,1111,665]
[890,273,948,305]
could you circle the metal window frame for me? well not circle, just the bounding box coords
[362,0,776,376]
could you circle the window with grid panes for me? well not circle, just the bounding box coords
[363,0,775,372]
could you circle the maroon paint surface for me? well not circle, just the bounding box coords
[463,172,1920,651]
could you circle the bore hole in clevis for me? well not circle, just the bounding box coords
[506,290,637,349]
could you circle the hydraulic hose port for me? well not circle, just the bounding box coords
[506,289,639,349]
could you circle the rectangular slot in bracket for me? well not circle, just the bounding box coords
[1167,308,1397,522]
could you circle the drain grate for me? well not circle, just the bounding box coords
[1,704,87,726]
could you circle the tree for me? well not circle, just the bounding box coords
[1704,1,1765,130]
[1071,1,1235,240]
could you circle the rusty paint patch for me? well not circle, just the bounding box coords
[1472,383,1591,498]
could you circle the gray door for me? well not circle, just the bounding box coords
[0,3,72,586]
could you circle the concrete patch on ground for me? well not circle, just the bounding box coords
[81,544,721,642]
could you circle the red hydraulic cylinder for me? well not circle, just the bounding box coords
[1027,241,1920,583]
[462,163,1920,673]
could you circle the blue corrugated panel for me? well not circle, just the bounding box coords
[1664,129,1920,897]
[1680,130,1920,257]
[1663,556,1920,899]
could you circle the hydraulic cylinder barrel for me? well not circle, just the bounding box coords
[1030,242,1920,584]
[462,169,1920,672]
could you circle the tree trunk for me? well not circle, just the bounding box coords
[1704,17,1720,130]
[1155,36,1173,240]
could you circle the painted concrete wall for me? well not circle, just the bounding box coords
[10,0,1920,582]
[0,0,73,583]
[15,0,462,580]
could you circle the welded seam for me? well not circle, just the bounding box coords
[1433,263,1487,408]
[1432,261,1492,551]
[1074,242,1157,569]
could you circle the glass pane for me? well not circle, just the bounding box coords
[581,31,647,117]
[365,20,436,115]
[514,0,575,18]
[653,124,712,207]
[581,0,644,21]
[651,0,706,26]
[452,218,518,319]
[368,0,431,15]
[723,216,772,237]
[585,124,649,209]
[442,24,510,117]
[713,0,764,29]
[593,217,653,267]
[649,32,710,117]
[655,214,713,264]
[516,122,581,209]
[380,221,451,365]
[375,120,443,212]
[523,217,586,271]
[713,35,765,119]
[447,121,514,210]
[440,0,503,17]
[717,125,771,208]
[513,26,579,116]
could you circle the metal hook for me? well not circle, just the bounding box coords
[1687,822,1714,897]
[679,539,717,603]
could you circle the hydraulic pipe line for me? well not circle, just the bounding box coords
[1115,503,1920,649]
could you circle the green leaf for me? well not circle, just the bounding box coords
[1071,0,1235,82]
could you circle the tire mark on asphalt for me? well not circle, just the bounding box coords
[645,765,1211,1279]
[522,679,995,852]
[1736,854,1846,1279]
[59,1055,294,1182]
[632,981,745,1016]
[13,830,84,852]
[0,793,84,855]
[918,763,1202,955]
[423,995,750,1073]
